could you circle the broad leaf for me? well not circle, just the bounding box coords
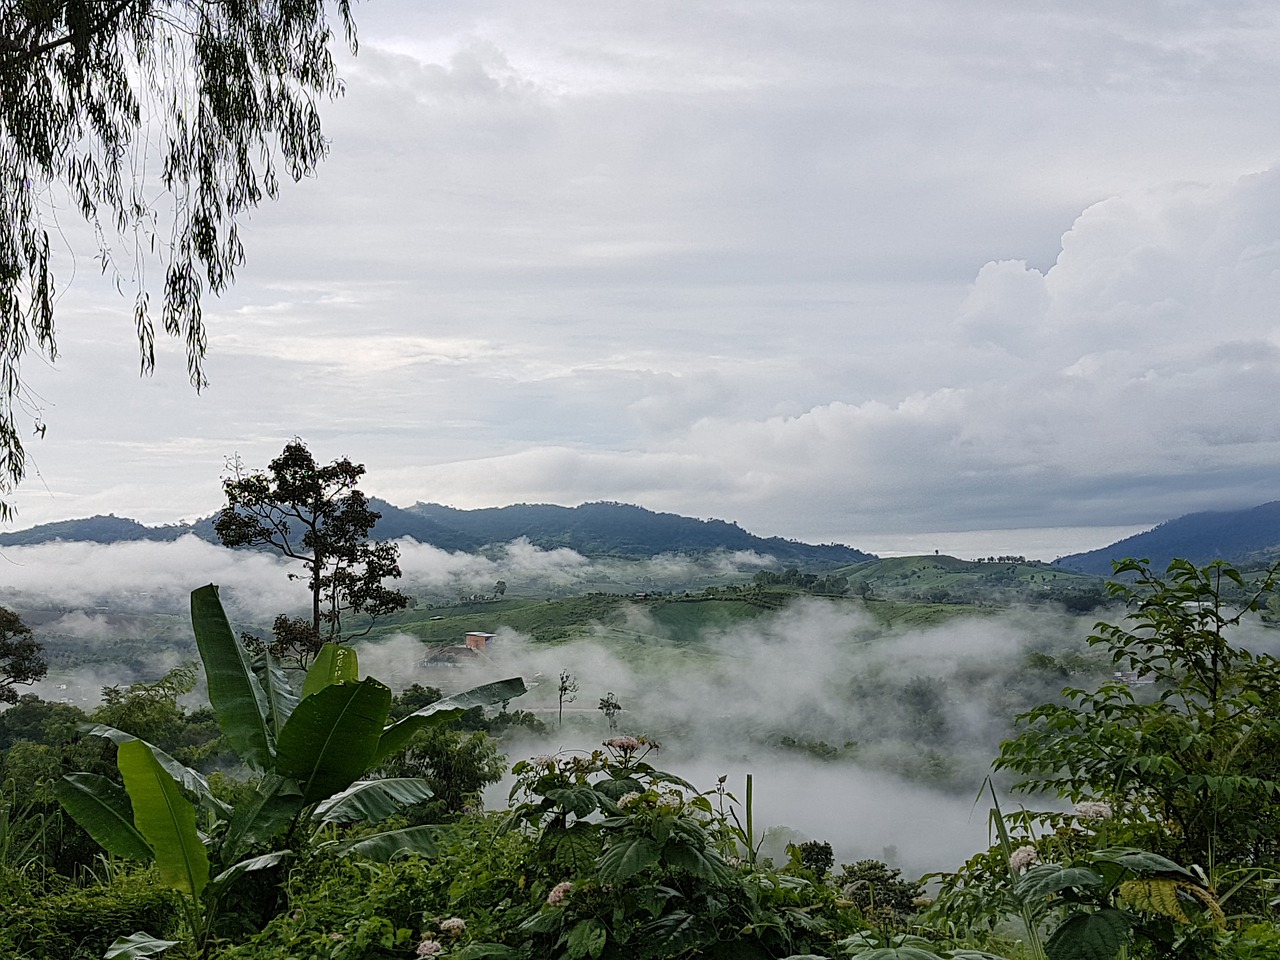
[219,774,304,863]
[254,651,300,740]
[547,823,601,874]
[312,778,435,824]
[207,850,291,899]
[117,740,210,898]
[53,774,153,861]
[104,932,181,958]
[302,643,360,699]
[275,678,392,804]
[374,676,527,765]
[1045,909,1130,960]
[82,724,231,821]
[328,824,445,861]
[597,835,661,881]
[191,584,273,770]
[566,918,607,960]
[1015,864,1103,902]
[1091,847,1197,880]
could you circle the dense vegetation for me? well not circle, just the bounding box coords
[2,558,1279,959]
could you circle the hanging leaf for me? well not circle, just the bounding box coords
[53,774,153,861]
[328,824,446,861]
[374,676,527,765]
[597,835,661,881]
[312,778,435,824]
[254,651,300,740]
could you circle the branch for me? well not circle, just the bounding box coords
[0,0,143,74]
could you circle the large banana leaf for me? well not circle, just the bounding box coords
[117,740,210,898]
[53,773,154,861]
[327,824,446,861]
[206,850,291,901]
[219,774,305,864]
[254,651,300,740]
[312,777,435,824]
[83,724,231,820]
[301,643,360,699]
[275,678,392,804]
[374,676,528,765]
[191,584,273,770]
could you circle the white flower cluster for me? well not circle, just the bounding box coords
[547,881,573,905]
[1073,801,1113,821]
[1009,845,1040,874]
[415,939,444,958]
[440,917,466,936]
[618,791,644,809]
[603,735,641,753]
[656,788,683,808]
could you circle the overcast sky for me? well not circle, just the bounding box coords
[11,1,1280,557]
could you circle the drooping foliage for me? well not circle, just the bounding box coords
[0,0,355,512]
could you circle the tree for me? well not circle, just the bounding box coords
[557,669,578,729]
[996,558,1280,869]
[214,439,409,667]
[494,579,507,597]
[598,691,621,732]
[0,0,356,515]
[0,604,46,703]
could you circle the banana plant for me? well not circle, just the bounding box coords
[55,583,527,959]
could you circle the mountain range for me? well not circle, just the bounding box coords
[1053,501,1280,575]
[5,499,1280,574]
[0,500,874,567]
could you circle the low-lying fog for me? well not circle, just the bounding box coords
[4,536,1110,877]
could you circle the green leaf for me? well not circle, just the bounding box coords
[545,786,600,818]
[452,946,523,960]
[328,824,445,861]
[104,932,181,958]
[191,584,273,770]
[566,918,607,960]
[116,740,210,899]
[83,724,231,819]
[207,850,291,900]
[547,822,600,873]
[374,676,527,765]
[53,774,153,861]
[312,778,435,824]
[255,651,300,740]
[597,834,661,881]
[301,643,360,699]
[1015,864,1103,902]
[275,678,392,804]
[219,774,304,863]
[1045,910,1130,960]
[1091,848,1197,880]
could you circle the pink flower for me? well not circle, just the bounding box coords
[416,938,444,957]
[1009,845,1040,874]
[546,881,573,905]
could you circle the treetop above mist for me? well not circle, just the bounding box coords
[0,500,874,567]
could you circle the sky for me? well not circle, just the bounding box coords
[11,1,1280,559]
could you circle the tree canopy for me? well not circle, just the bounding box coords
[0,603,46,703]
[214,439,409,666]
[0,0,355,515]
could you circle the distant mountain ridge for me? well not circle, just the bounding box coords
[0,500,874,567]
[1054,501,1280,575]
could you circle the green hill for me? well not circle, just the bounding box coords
[0,500,873,567]
[1054,501,1280,575]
